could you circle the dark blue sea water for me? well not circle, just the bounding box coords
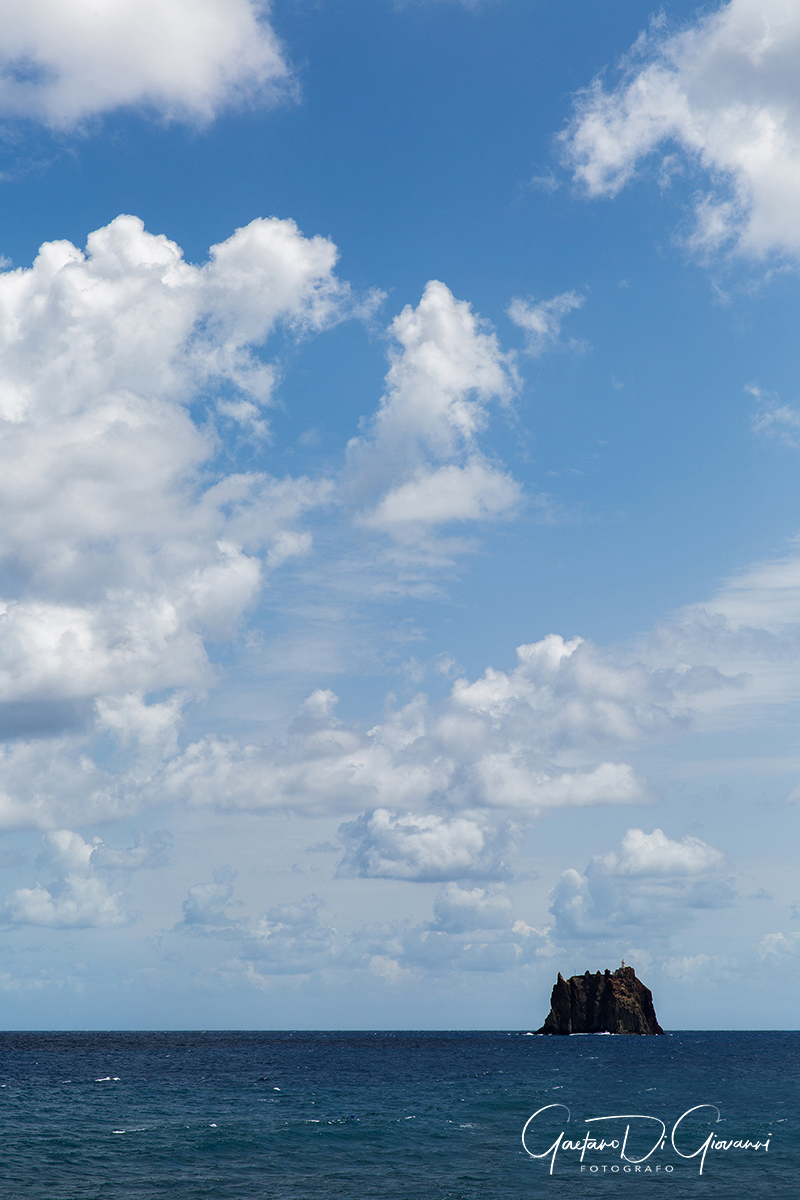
[0,1030,794,1198]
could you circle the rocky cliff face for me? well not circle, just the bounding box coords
[536,965,663,1035]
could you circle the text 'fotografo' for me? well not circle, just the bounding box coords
[522,1104,771,1175]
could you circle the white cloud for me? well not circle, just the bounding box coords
[363,459,522,535]
[752,404,800,445]
[353,881,555,975]
[0,0,292,129]
[0,574,763,833]
[179,879,342,976]
[593,827,725,877]
[159,694,452,817]
[0,213,345,669]
[2,874,127,929]
[0,213,350,826]
[368,955,412,985]
[95,693,187,758]
[0,827,167,928]
[52,544,800,828]
[748,384,800,447]
[181,868,237,926]
[507,291,585,356]
[0,206,789,839]
[756,931,800,958]
[705,554,800,633]
[473,757,643,810]
[90,829,173,870]
[431,882,511,932]
[0,736,154,831]
[346,281,522,538]
[151,620,751,820]
[396,0,490,8]
[643,549,800,728]
[662,952,728,978]
[0,968,74,993]
[450,632,741,747]
[336,808,512,881]
[0,226,699,832]
[550,827,734,940]
[563,0,800,258]
[43,829,96,873]
[243,895,341,975]
[155,670,653,819]
[173,868,557,982]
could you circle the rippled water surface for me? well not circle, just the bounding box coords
[0,1030,794,1197]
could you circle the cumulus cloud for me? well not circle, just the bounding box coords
[0,213,345,702]
[449,632,743,747]
[181,867,237,926]
[154,660,656,818]
[178,876,341,976]
[593,826,725,877]
[157,691,449,817]
[346,280,522,539]
[0,587,756,834]
[149,625,754,819]
[0,205,785,838]
[473,758,642,810]
[0,213,353,827]
[662,952,729,979]
[336,808,512,881]
[243,895,341,975]
[396,0,490,9]
[352,881,555,976]
[507,291,585,356]
[563,0,800,258]
[90,829,174,870]
[365,459,521,532]
[2,875,127,929]
[550,827,734,940]
[147,544,800,826]
[180,869,555,981]
[756,931,800,959]
[154,536,800,828]
[431,881,512,932]
[0,0,292,129]
[0,826,170,928]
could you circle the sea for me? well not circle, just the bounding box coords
[0,1030,794,1198]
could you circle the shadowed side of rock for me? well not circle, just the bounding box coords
[536,965,663,1034]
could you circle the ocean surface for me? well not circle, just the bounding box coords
[0,1030,794,1198]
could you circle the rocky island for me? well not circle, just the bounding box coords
[536,963,663,1035]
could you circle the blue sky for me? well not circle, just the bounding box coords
[0,0,799,1029]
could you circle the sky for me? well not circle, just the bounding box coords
[0,0,798,1030]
